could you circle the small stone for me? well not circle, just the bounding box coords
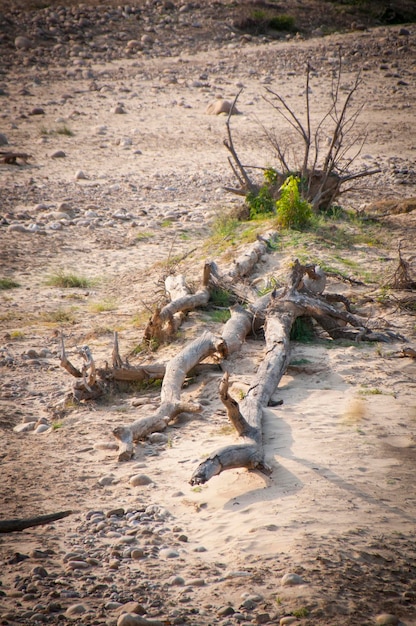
[255,614,271,624]
[178,534,188,542]
[51,150,66,158]
[31,566,48,578]
[75,170,87,180]
[66,560,90,570]
[98,474,116,486]
[115,601,146,616]
[65,603,87,617]
[15,36,33,50]
[131,548,145,560]
[148,433,168,443]
[8,224,29,233]
[106,508,125,518]
[14,422,36,433]
[109,559,120,570]
[29,549,49,559]
[399,27,410,36]
[185,578,205,587]
[280,618,298,626]
[113,105,126,114]
[141,34,154,46]
[159,548,179,559]
[375,614,399,626]
[206,99,239,115]
[240,599,256,610]
[168,576,184,586]
[29,107,45,115]
[225,570,251,579]
[217,605,235,617]
[281,572,305,586]
[0,132,8,146]
[129,474,153,487]
[34,423,50,434]
[117,614,148,626]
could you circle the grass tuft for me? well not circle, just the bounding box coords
[46,270,92,289]
[0,278,20,290]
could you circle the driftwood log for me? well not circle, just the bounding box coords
[0,510,73,533]
[57,241,403,477]
[190,260,402,484]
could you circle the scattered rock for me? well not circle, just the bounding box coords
[0,132,8,146]
[206,99,239,115]
[129,474,153,487]
[15,36,33,50]
[50,150,66,158]
[281,573,305,586]
[65,603,87,617]
[375,615,399,626]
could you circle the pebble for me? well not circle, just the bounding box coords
[206,99,239,115]
[34,423,50,434]
[98,474,117,486]
[0,132,8,146]
[75,170,87,180]
[159,548,179,559]
[224,570,251,579]
[280,618,298,625]
[281,572,305,586]
[375,615,399,625]
[66,560,90,570]
[131,548,145,560]
[51,150,66,158]
[65,603,87,616]
[15,36,33,50]
[129,474,153,486]
[13,421,36,433]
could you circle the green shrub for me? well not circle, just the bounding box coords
[0,278,19,290]
[275,175,312,230]
[268,14,295,31]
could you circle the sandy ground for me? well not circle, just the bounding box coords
[1,10,416,626]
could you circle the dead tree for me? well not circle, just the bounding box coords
[190,260,402,484]
[56,240,402,474]
[224,52,380,211]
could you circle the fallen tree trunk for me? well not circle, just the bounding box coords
[0,510,73,533]
[190,260,403,484]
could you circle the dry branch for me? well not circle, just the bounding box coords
[113,331,227,460]
[0,510,73,533]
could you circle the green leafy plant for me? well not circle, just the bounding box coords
[210,287,233,308]
[290,316,314,342]
[275,176,312,230]
[0,278,20,290]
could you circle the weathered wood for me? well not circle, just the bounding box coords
[113,331,227,460]
[190,260,401,484]
[0,151,31,165]
[0,510,73,533]
[144,263,211,342]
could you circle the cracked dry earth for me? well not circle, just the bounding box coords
[1,2,416,625]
